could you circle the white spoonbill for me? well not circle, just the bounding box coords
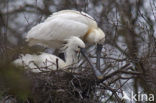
[14,36,85,73]
[26,10,105,69]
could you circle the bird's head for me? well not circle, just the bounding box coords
[85,28,105,70]
[64,36,85,53]
[86,28,105,45]
[62,36,86,65]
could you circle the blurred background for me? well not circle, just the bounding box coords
[0,0,156,103]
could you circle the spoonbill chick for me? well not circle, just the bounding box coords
[26,10,105,69]
[14,36,85,73]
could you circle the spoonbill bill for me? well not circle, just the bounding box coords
[14,36,85,73]
[26,10,105,70]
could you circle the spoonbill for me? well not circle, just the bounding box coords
[14,36,85,73]
[26,10,105,70]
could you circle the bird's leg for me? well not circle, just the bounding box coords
[96,44,103,70]
[80,48,103,79]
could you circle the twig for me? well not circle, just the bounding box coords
[98,63,130,82]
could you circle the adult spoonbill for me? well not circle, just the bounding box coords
[26,10,105,69]
[14,36,85,73]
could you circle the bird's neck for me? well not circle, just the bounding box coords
[65,48,77,66]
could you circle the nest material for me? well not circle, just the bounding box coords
[0,62,98,103]
[27,70,97,103]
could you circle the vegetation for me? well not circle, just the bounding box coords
[0,0,155,103]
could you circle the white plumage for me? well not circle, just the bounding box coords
[14,36,85,73]
[24,10,105,79]
[26,10,105,48]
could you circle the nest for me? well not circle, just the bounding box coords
[24,69,97,103]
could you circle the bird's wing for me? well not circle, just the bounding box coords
[45,10,97,27]
[40,53,66,69]
[26,18,89,47]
